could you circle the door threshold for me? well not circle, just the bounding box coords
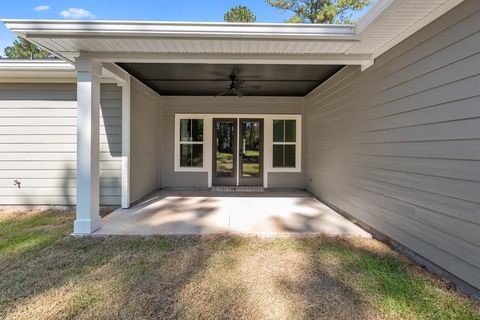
[211,186,265,192]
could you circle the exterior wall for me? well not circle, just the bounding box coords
[305,0,480,290]
[129,77,161,203]
[0,83,122,205]
[160,96,304,188]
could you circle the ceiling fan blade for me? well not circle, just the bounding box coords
[233,88,244,97]
[216,89,232,97]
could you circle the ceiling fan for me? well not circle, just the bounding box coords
[215,66,261,97]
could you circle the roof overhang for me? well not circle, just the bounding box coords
[0,59,128,83]
[1,0,464,69]
[0,59,75,82]
[2,20,365,66]
[3,20,357,39]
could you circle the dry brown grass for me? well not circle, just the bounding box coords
[0,210,479,320]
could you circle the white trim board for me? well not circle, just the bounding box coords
[174,113,302,188]
[120,77,131,209]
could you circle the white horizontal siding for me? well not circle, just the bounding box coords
[305,0,480,290]
[0,83,122,206]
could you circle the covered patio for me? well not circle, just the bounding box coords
[2,2,454,235]
[3,0,480,296]
[96,189,371,237]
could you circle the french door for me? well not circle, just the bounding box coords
[212,118,263,186]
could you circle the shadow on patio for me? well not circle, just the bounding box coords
[95,189,371,237]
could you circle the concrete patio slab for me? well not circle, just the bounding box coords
[95,189,371,237]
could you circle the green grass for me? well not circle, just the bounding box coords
[243,149,260,176]
[216,150,260,176]
[0,210,478,320]
[244,149,259,157]
[216,151,233,161]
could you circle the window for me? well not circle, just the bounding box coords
[179,119,204,167]
[273,119,296,168]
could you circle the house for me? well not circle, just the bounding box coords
[0,0,479,296]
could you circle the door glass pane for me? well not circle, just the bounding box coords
[285,120,296,142]
[242,121,261,177]
[215,121,235,177]
[273,120,284,142]
[285,145,296,167]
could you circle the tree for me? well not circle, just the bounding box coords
[4,37,52,59]
[224,5,256,23]
[266,0,372,24]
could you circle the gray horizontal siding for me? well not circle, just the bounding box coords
[305,0,480,290]
[0,83,122,205]
[130,78,160,203]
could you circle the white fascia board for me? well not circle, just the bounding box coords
[0,59,74,71]
[78,52,372,65]
[0,60,76,81]
[2,19,358,40]
[0,59,124,83]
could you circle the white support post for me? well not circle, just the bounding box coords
[74,58,102,234]
[121,76,131,208]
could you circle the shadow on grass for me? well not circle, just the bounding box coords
[293,237,480,320]
[1,211,478,320]
[269,210,479,319]
[0,212,217,319]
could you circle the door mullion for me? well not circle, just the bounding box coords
[236,118,240,186]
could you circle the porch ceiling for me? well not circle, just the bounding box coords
[118,63,343,96]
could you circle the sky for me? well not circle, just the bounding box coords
[0,0,372,56]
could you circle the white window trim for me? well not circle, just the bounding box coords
[174,113,301,187]
[265,115,302,173]
[174,115,211,173]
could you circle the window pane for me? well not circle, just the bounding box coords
[180,144,192,166]
[180,144,203,167]
[273,145,284,167]
[273,120,284,142]
[180,119,191,142]
[180,119,203,142]
[285,120,296,142]
[284,145,296,167]
[192,144,203,167]
[191,119,203,142]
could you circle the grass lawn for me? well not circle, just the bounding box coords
[0,210,479,320]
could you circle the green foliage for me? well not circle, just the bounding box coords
[266,0,372,24]
[4,37,52,59]
[224,5,257,23]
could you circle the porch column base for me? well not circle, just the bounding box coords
[74,216,101,234]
